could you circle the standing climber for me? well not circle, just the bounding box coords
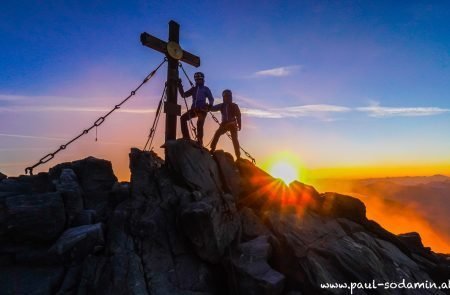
[178,72,214,146]
[209,89,241,159]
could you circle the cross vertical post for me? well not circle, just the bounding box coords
[140,20,201,143]
[165,21,180,141]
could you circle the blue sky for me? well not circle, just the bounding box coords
[1,1,450,179]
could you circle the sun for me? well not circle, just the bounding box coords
[263,151,307,185]
[269,161,299,184]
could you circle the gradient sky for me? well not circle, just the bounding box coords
[1,1,450,180]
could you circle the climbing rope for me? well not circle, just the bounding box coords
[179,63,198,140]
[143,83,167,151]
[179,63,256,164]
[25,58,168,175]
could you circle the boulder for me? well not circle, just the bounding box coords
[16,172,52,193]
[265,210,438,294]
[398,232,425,250]
[1,192,65,243]
[227,236,285,295]
[50,156,117,193]
[213,150,241,197]
[129,148,163,203]
[240,207,270,241]
[0,178,32,196]
[163,141,241,263]
[179,194,240,263]
[318,192,367,223]
[55,168,83,225]
[49,223,104,261]
[165,139,223,195]
[288,181,321,208]
[128,148,222,294]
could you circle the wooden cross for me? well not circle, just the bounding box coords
[140,20,200,142]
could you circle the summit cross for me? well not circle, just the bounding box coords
[140,20,200,141]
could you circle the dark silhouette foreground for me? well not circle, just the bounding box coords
[0,140,449,294]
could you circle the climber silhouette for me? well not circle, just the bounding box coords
[209,89,241,159]
[178,72,214,146]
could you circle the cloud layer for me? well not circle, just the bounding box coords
[356,104,450,117]
[253,65,301,77]
[1,94,449,120]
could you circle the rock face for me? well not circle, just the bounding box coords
[0,139,449,295]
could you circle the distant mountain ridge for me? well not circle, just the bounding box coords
[314,175,450,253]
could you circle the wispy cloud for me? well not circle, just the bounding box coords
[357,102,450,117]
[0,106,156,114]
[253,65,301,77]
[241,104,350,119]
[0,94,158,114]
[0,133,131,146]
[278,104,351,116]
[0,133,64,141]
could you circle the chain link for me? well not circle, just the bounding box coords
[25,58,167,175]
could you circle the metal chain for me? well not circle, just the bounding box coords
[25,58,168,175]
[143,83,167,151]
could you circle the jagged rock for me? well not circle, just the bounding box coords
[179,193,240,263]
[129,148,163,203]
[236,159,320,214]
[129,147,222,293]
[55,168,83,226]
[49,156,117,193]
[240,207,270,241]
[0,192,65,243]
[213,150,241,197]
[164,140,240,263]
[265,210,439,294]
[289,181,321,207]
[0,172,7,181]
[227,235,285,295]
[49,157,117,222]
[1,140,449,295]
[50,223,104,261]
[0,265,64,294]
[165,139,223,195]
[16,172,52,193]
[318,192,367,223]
[78,252,148,295]
[398,232,425,250]
[0,178,32,196]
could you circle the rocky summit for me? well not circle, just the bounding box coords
[0,139,449,295]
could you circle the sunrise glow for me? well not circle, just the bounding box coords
[263,152,305,184]
[269,161,298,184]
